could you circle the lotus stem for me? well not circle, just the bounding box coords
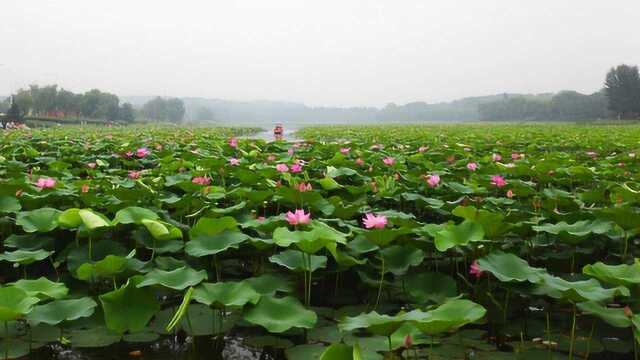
[585,321,595,359]
[306,253,312,306]
[4,321,8,360]
[546,311,552,360]
[623,230,629,260]
[374,256,385,310]
[568,304,577,360]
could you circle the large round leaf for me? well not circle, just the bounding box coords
[16,208,61,233]
[192,281,261,307]
[273,221,347,254]
[477,251,546,283]
[532,274,629,303]
[27,297,97,325]
[0,249,53,265]
[185,230,249,257]
[410,299,486,335]
[0,196,20,213]
[269,249,327,272]
[99,276,160,333]
[380,245,424,275]
[8,277,68,299]
[583,261,640,287]
[405,272,457,304]
[243,295,317,333]
[433,221,484,252]
[113,206,159,225]
[0,286,39,321]
[136,266,207,290]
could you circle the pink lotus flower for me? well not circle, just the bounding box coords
[192,176,211,185]
[286,209,311,225]
[492,153,502,162]
[276,164,289,173]
[257,216,266,222]
[355,158,365,166]
[370,144,384,151]
[81,184,90,193]
[418,146,428,153]
[228,137,238,148]
[288,148,295,156]
[506,189,514,198]
[383,157,395,166]
[426,174,440,188]
[403,334,413,348]
[136,147,151,158]
[229,158,240,166]
[467,162,477,171]
[297,182,312,192]
[491,175,507,188]
[290,164,303,173]
[125,151,134,158]
[340,147,350,154]
[511,152,520,160]
[87,162,97,169]
[35,177,56,189]
[470,260,484,278]
[586,151,597,158]
[266,155,276,162]
[128,171,141,180]
[363,213,388,229]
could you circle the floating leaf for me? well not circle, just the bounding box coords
[0,286,39,321]
[192,281,261,307]
[269,249,327,272]
[477,251,546,283]
[0,249,53,265]
[185,230,249,257]
[244,296,317,333]
[137,266,207,290]
[16,208,61,233]
[27,297,97,326]
[433,221,484,252]
[8,277,68,299]
[583,261,640,287]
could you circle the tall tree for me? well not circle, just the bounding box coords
[165,98,185,123]
[604,64,640,118]
[118,103,135,122]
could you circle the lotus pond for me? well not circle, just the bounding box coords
[1,124,640,359]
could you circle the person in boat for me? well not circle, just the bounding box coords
[273,123,284,140]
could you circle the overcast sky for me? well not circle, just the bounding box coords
[2,1,639,107]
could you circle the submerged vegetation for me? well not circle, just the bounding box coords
[1,124,640,359]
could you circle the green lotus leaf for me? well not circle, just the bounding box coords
[16,208,61,233]
[532,274,629,303]
[113,206,159,225]
[583,261,640,287]
[405,272,457,304]
[269,249,327,272]
[286,344,326,360]
[477,251,546,283]
[339,310,427,336]
[532,220,611,244]
[185,230,249,257]
[99,275,160,334]
[273,221,347,254]
[244,295,317,333]
[0,338,30,359]
[326,242,367,268]
[451,206,508,239]
[317,177,343,190]
[245,274,294,295]
[434,220,484,252]
[192,281,261,307]
[137,266,207,290]
[189,216,239,237]
[8,277,68,299]
[150,304,239,336]
[58,208,111,230]
[0,249,53,265]
[0,196,20,213]
[380,245,424,275]
[410,299,487,335]
[27,297,97,326]
[319,343,352,360]
[0,286,40,321]
[141,219,183,240]
[76,250,136,280]
[67,326,122,348]
[596,207,640,231]
[364,228,413,247]
[577,301,631,328]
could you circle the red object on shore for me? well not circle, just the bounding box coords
[273,124,284,140]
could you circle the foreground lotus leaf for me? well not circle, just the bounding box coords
[339,310,428,336]
[27,297,97,325]
[141,219,183,240]
[577,301,632,328]
[8,277,68,299]
[0,196,20,213]
[583,261,640,287]
[410,299,487,335]
[113,206,159,225]
[380,245,425,275]
[76,250,137,280]
[0,286,40,321]
[532,273,630,303]
[451,206,508,239]
[243,295,317,333]
[477,251,546,283]
[136,266,207,290]
[99,275,160,333]
[269,249,327,272]
[189,216,239,237]
[192,281,261,307]
[273,221,348,254]
[15,208,61,233]
[0,249,53,265]
[185,230,249,257]
[405,272,457,304]
[433,220,484,252]
[58,208,112,230]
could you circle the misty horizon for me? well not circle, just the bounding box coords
[3,1,639,108]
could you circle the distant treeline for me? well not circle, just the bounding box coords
[0,86,186,123]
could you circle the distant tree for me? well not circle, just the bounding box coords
[194,106,215,121]
[0,97,9,113]
[142,97,167,121]
[13,89,33,116]
[165,98,185,123]
[118,103,135,122]
[56,88,81,116]
[604,64,640,118]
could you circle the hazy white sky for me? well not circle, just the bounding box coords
[2,1,639,107]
